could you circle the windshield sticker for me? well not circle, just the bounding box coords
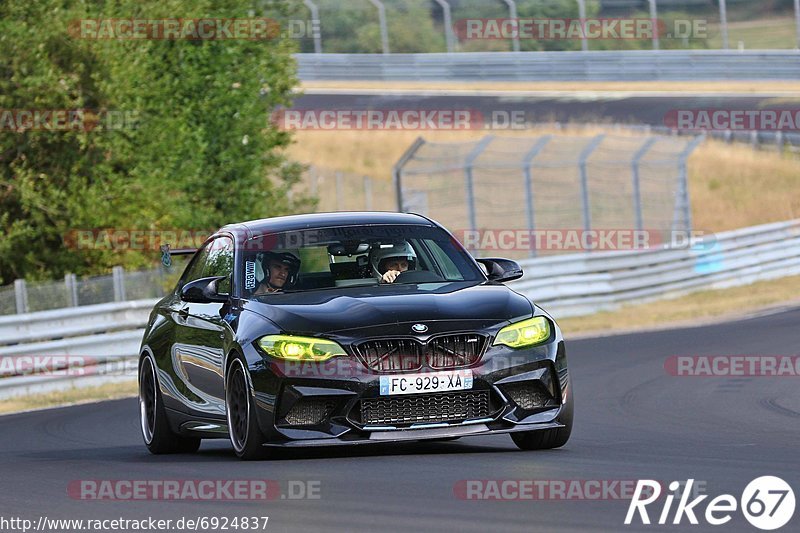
[245,260,257,290]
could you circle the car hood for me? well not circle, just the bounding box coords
[243,281,533,336]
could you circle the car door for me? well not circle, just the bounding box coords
[173,236,234,418]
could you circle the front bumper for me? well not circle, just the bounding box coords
[246,338,570,447]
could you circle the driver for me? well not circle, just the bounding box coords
[254,251,301,295]
[369,242,417,284]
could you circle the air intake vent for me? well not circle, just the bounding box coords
[284,398,336,426]
[360,390,492,426]
[501,382,553,410]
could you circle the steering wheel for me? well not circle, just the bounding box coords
[392,270,444,283]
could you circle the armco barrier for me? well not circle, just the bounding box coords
[0,219,799,399]
[0,299,156,345]
[295,51,800,82]
[0,300,156,400]
[511,219,800,317]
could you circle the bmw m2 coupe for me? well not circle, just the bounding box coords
[139,212,573,459]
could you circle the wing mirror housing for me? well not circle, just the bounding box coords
[476,258,523,283]
[180,276,229,303]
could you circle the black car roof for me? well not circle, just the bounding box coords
[222,212,435,239]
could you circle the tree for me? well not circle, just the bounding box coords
[0,0,311,284]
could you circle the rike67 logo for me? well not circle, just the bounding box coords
[626,477,795,530]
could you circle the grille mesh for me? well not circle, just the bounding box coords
[360,390,491,426]
[501,382,552,410]
[284,398,337,426]
[355,334,487,372]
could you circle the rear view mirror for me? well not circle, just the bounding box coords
[476,258,523,283]
[328,241,370,256]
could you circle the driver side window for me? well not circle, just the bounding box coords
[203,237,234,294]
[179,245,211,290]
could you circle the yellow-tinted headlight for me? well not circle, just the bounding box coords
[493,316,551,349]
[258,335,347,361]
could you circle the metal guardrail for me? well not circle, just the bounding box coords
[510,219,800,317]
[0,299,155,345]
[295,51,800,81]
[1,219,799,399]
[0,300,156,400]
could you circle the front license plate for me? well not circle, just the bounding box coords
[379,370,473,396]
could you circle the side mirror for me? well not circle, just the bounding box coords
[180,276,229,303]
[476,258,523,283]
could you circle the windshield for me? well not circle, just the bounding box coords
[239,224,483,297]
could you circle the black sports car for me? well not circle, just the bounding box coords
[139,212,573,459]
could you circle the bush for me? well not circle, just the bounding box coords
[0,0,310,284]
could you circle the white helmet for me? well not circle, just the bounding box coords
[369,242,417,278]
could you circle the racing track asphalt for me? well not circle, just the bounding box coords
[1,306,799,533]
[294,92,800,129]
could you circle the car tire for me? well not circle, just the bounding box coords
[226,357,269,460]
[139,355,201,454]
[511,387,573,451]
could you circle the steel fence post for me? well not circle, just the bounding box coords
[14,279,28,314]
[675,135,705,232]
[719,0,729,50]
[392,137,427,212]
[648,0,659,50]
[368,0,390,54]
[795,0,800,50]
[576,0,589,52]
[522,135,552,258]
[464,136,494,243]
[502,0,520,52]
[65,273,79,307]
[433,0,455,53]
[112,266,126,302]
[578,135,605,238]
[303,0,322,53]
[632,137,658,232]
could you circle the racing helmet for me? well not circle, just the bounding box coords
[256,250,301,289]
[369,242,417,278]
